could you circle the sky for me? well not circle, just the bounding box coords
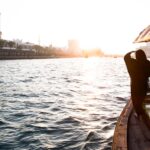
[0,0,149,54]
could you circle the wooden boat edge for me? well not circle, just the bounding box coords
[112,99,133,150]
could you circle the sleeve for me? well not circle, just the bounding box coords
[124,51,134,76]
[124,51,133,65]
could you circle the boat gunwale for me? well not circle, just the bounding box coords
[112,99,133,150]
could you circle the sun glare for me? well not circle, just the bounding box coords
[0,0,150,54]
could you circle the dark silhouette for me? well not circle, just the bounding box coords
[124,49,150,126]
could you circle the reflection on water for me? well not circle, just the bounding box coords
[0,58,130,150]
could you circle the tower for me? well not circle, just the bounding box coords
[68,39,80,54]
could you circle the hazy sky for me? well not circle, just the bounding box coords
[0,0,149,54]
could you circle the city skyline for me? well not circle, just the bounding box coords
[0,0,149,54]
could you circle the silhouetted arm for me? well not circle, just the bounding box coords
[124,51,135,63]
[124,51,135,76]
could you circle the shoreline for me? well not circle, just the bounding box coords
[0,48,65,59]
[0,49,123,60]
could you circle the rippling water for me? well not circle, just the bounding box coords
[0,57,130,150]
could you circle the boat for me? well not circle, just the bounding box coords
[112,24,150,150]
[112,96,150,150]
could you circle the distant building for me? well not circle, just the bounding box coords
[22,42,35,51]
[13,39,23,45]
[13,40,35,51]
[68,40,80,54]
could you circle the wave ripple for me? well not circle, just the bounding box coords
[0,58,129,150]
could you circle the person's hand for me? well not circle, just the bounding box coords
[126,51,135,55]
[130,51,135,54]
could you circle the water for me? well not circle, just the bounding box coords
[0,57,130,150]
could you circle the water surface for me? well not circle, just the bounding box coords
[0,58,130,150]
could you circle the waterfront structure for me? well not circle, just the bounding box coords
[21,42,35,51]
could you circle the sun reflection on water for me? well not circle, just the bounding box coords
[0,58,128,150]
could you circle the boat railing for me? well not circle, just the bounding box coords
[112,99,133,150]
